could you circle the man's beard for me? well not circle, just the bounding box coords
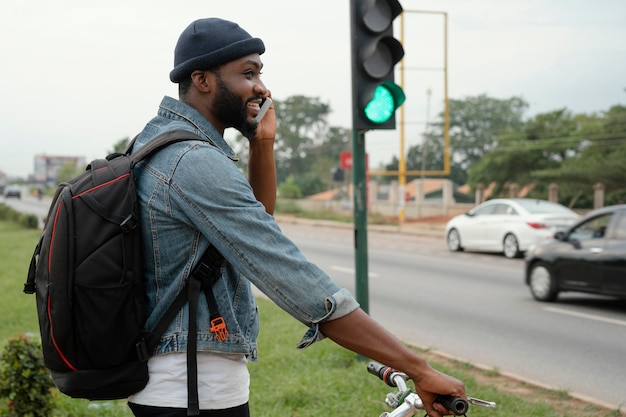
[214,76,258,139]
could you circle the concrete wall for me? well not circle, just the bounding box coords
[285,178,474,220]
[286,198,472,220]
[288,180,609,220]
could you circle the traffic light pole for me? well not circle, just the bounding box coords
[350,0,405,315]
[352,129,369,314]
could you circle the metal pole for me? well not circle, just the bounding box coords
[443,12,450,175]
[352,129,369,313]
[421,88,432,176]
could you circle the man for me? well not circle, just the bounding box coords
[127,18,465,417]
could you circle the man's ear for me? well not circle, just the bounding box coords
[190,70,214,93]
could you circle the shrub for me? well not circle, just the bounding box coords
[278,176,303,198]
[0,204,39,229]
[0,334,55,417]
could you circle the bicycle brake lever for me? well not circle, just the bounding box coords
[467,396,497,408]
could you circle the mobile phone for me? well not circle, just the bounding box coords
[255,97,272,122]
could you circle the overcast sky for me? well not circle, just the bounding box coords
[1,0,625,179]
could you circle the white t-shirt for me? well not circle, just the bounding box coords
[128,352,249,410]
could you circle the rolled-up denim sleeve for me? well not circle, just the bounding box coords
[170,145,361,350]
[295,288,360,349]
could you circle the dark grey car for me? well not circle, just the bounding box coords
[525,204,626,302]
[4,185,21,199]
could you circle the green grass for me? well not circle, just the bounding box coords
[0,220,622,417]
[0,222,41,345]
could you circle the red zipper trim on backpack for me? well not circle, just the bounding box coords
[46,202,77,371]
[47,296,77,371]
[72,172,131,200]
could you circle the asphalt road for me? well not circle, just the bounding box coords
[276,219,626,410]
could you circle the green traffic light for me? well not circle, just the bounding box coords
[363,81,406,124]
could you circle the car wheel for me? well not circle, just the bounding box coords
[528,262,558,302]
[503,233,521,259]
[446,229,463,252]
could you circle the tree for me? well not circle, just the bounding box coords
[277,175,302,198]
[234,95,351,196]
[449,94,528,182]
[274,95,331,179]
[405,135,445,175]
[381,140,445,185]
[300,126,351,195]
[108,137,131,154]
[402,94,528,185]
[467,108,581,199]
[467,134,554,198]
[524,109,582,162]
[531,105,626,206]
[56,161,83,183]
[463,101,626,207]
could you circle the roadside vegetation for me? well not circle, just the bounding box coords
[96,94,625,211]
[0,218,621,416]
[265,95,626,209]
[0,203,39,229]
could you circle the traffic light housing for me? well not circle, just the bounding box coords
[331,166,345,182]
[350,0,405,131]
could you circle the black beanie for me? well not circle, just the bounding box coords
[170,18,265,83]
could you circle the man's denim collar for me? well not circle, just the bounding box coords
[158,96,237,161]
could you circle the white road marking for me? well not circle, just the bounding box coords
[543,306,626,327]
[330,265,380,278]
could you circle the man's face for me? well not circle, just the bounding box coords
[211,54,266,139]
[213,74,258,139]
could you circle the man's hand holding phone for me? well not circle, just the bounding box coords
[252,96,276,143]
[248,95,277,213]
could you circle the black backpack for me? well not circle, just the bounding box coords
[24,129,227,415]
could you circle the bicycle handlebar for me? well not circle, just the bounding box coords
[436,395,469,415]
[367,361,409,388]
[367,362,495,416]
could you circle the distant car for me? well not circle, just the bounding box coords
[445,198,580,258]
[525,204,626,302]
[4,185,21,199]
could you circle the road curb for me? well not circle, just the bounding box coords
[275,215,446,240]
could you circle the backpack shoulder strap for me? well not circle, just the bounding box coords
[129,129,206,165]
[137,245,226,358]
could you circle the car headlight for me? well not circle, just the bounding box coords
[525,244,542,259]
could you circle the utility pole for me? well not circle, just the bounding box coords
[396,10,449,222]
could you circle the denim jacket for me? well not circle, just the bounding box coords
[132,96,359,360]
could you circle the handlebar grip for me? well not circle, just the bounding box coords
[366,361,387,378]
[436,395,469,415]
[367,361,405,388]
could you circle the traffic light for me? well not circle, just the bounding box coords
[350,0,405,131]
[331,166,345,182]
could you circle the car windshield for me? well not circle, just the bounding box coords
[569,213,613,241]
[515,199,573,214]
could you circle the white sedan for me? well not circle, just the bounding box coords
[445,198,580,258]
